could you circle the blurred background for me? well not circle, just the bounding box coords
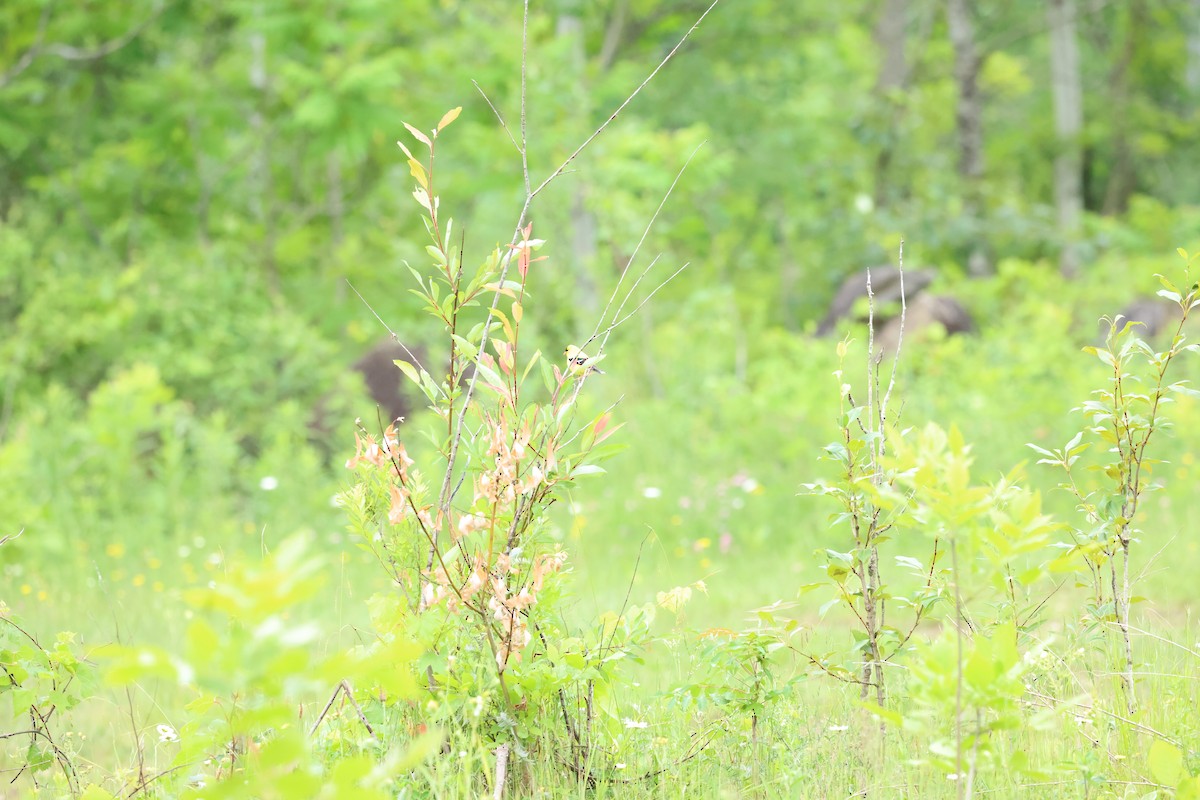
[2,0,1200,637]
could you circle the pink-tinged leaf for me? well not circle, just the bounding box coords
[593,414,610,439]
[488,307,515,343]
[396,140,414,159]
[403,122,431,147]
[594,421,623,446]
[516,222,535,279]
[483,280,522,297]
[437,107,462,131]
[494,340,515,375]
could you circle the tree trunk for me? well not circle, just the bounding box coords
[328,151,345,303]
[872,0,908,210]
[248,20,278,296]
[556,11,600,319]
[1188,0,1200,92]
[946,0,989,276]
[1048,0,1084,277]
[598,0,628,73]
[1101,4,1137,216]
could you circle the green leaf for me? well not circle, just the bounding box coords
[407,157,428,189]
[1148,739,1185,785]
[475,361,505,390]
[1178,776,1200,800]
[859,701,903,727]
[521,349,542,384]
[451,335,479,362]
[393,360,420,386]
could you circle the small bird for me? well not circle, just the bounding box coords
[563,345,605,375]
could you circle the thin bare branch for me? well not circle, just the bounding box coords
[880,240,906,431]
[0,3,52,90]
[529,0,720,200]
[345,278,444,400]
[0,1,167,90]
[589,140,706,347]
[472,80,522,155]
[520,0,531,198]
[599,261,691,347]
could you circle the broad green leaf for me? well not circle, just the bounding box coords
[1148,739,1185,785]
[393,360,420,386]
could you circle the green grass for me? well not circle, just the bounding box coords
[6,271,1200,798]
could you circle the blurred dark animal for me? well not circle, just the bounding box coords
[352,338,430,426]
[309,338,430,447]
[1111,296,1180,339]
[816,267,936,336]
[875,294,976,357]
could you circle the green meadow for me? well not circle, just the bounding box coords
[4,2,1200,798]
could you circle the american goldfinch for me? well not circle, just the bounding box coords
[563,345,606,375]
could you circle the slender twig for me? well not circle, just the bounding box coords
[1024,688,1182,746]
[125,686,147,797]
[126,762,196,798]
[308,682,345,737]
[880,240,906,429]
[345,278,441,397]
[598,261,692,349]
[0,3,52,90]
[338,680,378,741]
[1107,622,1200,660]
[0,1,168,90]
[589,141,706,346]
[951,538,965,799]
[520,0,531,199]
[600,530,650,658]
[1,727,78,794]
[529,0,720,200]
[472,80,521,155]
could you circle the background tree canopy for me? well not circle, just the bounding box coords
[3,0,1200,577]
